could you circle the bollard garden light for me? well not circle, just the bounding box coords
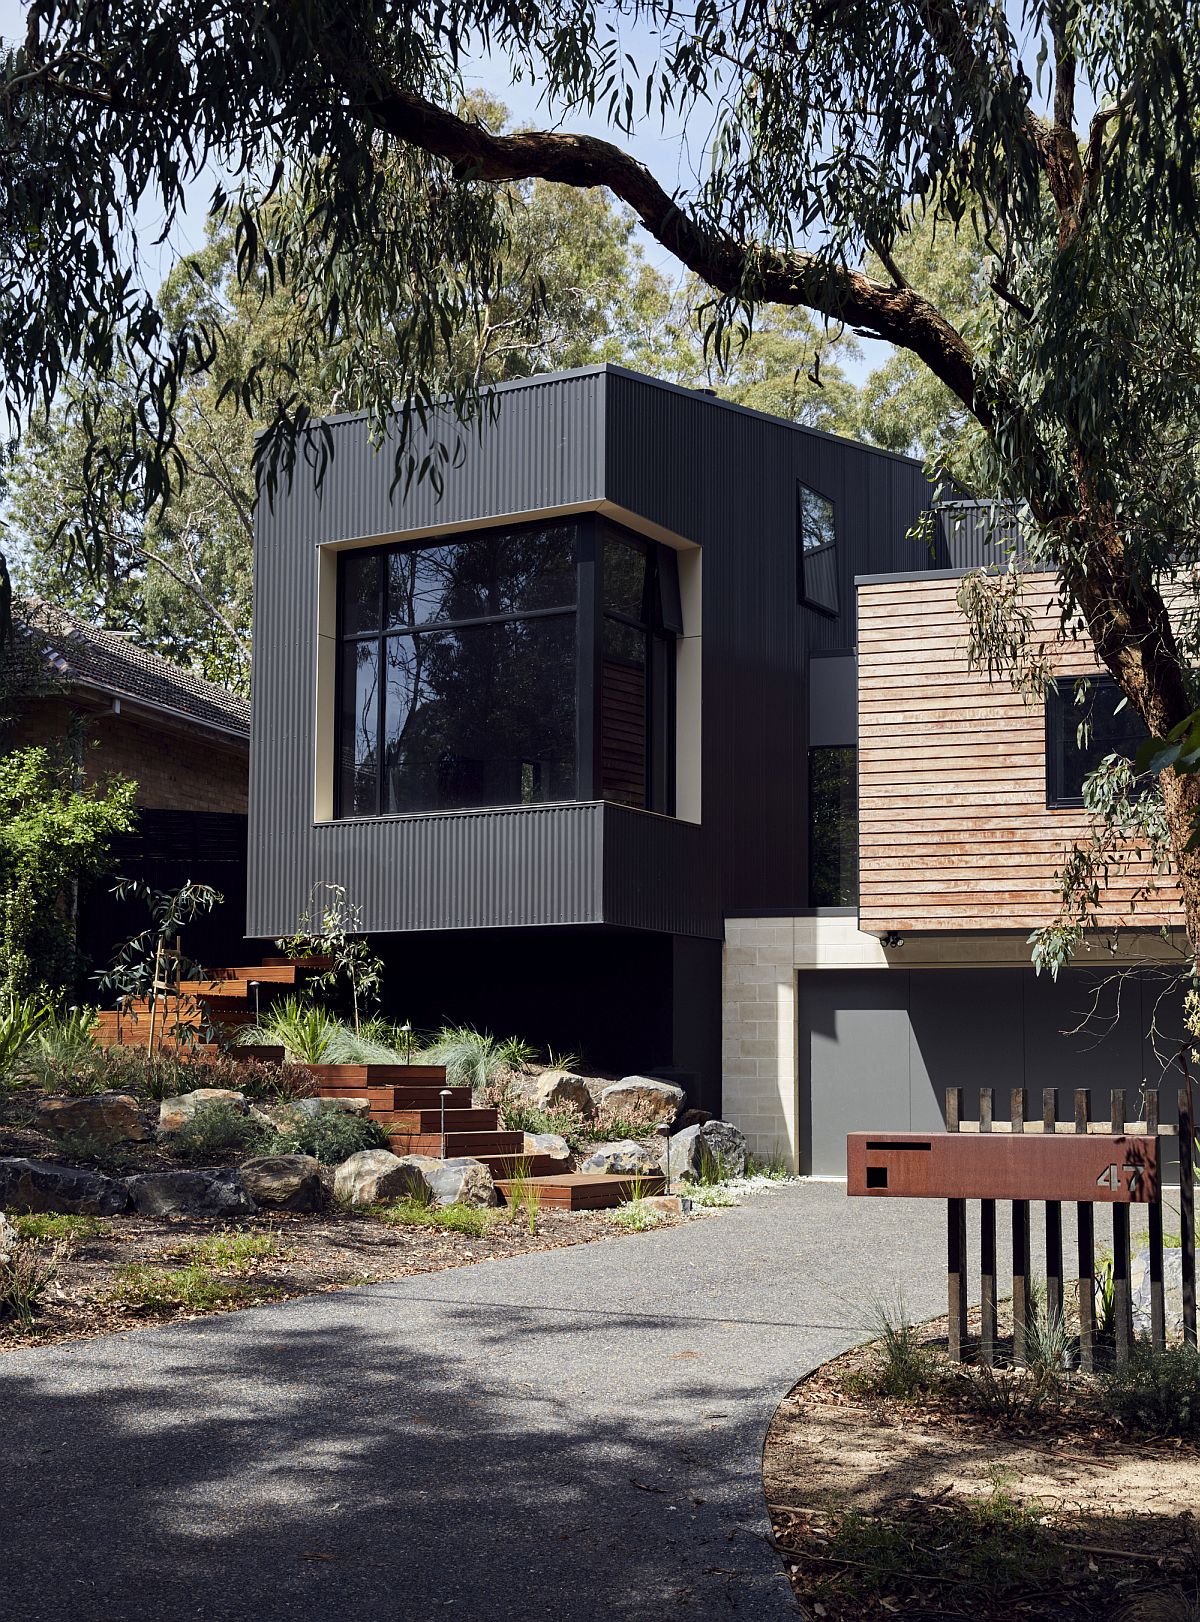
[440,1087,453,1158]
[657,1122,672,1194]
[248,980,260,1024]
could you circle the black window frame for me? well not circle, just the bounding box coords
[797,481,839,617]
[333,515,679,821]
[1044,673,1149,809]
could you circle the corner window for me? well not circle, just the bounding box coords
[335,519,677,819]
[809,745,858,905]
[1045,675,1148,807]
[798,483,838,616]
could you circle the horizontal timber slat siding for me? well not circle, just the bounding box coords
[857,572,1182,934]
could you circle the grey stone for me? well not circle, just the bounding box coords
[420,1157,497,1208]
[599,1076,685,1126]
[158,1089,246,1135]
[240,1154,327,1212]
[0,1157,129,1216]
[641,1195,687,1217]
[668,1120,747,1182]
[0,1211,18,1262]
[333,1149,432,1206]
[1132,1243,1186,1337]
[523,1132,571,1168]
[287,1095,371,1121]
[36,1092,147,1145]
[580,1140,660,1177]
[534,1071,593,1116]
[125,1168,256,1218]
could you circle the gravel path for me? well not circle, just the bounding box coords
[2,1183,950,1620]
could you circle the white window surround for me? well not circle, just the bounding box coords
[312,499,702,825]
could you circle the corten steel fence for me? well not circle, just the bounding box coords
[848,1086,1195,1370]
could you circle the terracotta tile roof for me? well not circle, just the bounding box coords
[9,598,250,737]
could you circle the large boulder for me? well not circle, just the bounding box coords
[580,1139,660,1177]
[36,1092,147,1145]
[0,1211,19,1262]
[239,1154,327,1212]
[287,1095,371,1121]
[534,1071,593,1116]
[125,1168,256,1218]
[333,1149,432,1206]
[668,1119,747,1182]
[158,1089,246,1135]
[598,1076,685,1127]
[0,1157,129,1216]
[523,1132,571,1169]
[420,1157,497,1208]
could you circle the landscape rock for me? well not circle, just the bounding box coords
[287,1095,371,1120]
[668,1119,747,1182]
[675,1108,713,1132]
[333,1149,433,1206]
[35,1092,148,1145]
[580,1139,660,1177]
[534,1070,594,1116]
[0,1211,19,1261]
[158,1089,246,1135]
[419,1156,497,1207]
[599,1076,685,1126]
[0,1157,129,1216]
[1133,1244,1185,1337]
[642,1194,687,1217]
[124,1168,256,1218]
[523,1131,571,1168]
[239,1154,327,1212]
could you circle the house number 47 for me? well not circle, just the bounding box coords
[1096,1163,1144,1195]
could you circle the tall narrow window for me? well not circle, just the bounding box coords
[809,746,858,905]
[798,483,838,615]
[598,529,677,812]
[1045,675,1148,807]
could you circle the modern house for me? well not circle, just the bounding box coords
[4,598,252,973]
[247,365,1184,1173]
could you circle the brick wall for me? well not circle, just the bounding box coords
[9,696,249,814]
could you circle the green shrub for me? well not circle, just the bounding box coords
[110,1263,255,1314]
[167,1100,273,1160]
[10,1212,111,1244]
[609,1198,665,1232]
[256,996,341,1063]
[0,1237,63,1326]
[845,1299,940,1400]
[1102,1339,1200,1436]
[678,1181,738,1207]
[421,1024,534,1092]
[166,1229,282,1271]
[272,1108,388,1163]
[0,994,56,1086]
[374,1198,496,1237]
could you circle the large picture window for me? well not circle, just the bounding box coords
[1045,674,1149,807]
[335,519,678,819]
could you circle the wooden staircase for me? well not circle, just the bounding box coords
[97,961,660,1211]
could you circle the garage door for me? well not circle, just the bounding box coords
[799,966,1183,1176]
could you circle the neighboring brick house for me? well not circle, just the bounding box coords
[3,598,253,976]
[5,597,249,812]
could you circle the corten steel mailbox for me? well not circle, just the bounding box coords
[846,1131,1159,1203]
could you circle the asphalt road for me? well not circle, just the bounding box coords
[3,1183,958,1620]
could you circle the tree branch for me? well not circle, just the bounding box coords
[348,84,988,425]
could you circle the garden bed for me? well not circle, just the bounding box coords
[0,1201,643,1353]
[764,1318,1200,1621]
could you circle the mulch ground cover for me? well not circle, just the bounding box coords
[0,1203,659,1354]
[765,1328,1200,1622]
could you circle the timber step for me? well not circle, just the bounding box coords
[495,1173,666,1211]
[384,1129,525,1157]
[373,1108,499,1131]
[315,1084,472,1111]
[309,1064,448,1084]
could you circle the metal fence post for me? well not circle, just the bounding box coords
[1111,1090,1133,1367]
[1180,1087,1197,1348]
[979,1087,997,1367]
[1011,1088,1031,1366]
[1075,1089,1095,1373]
[945,1087,968,1363]
[1043,1088,1063,1327]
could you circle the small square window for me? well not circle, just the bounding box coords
[798,484,838,615]
[1045,675,1148,807]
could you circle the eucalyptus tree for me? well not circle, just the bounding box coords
[4,2,1200,949]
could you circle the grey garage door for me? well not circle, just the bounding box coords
[799,966,1185,1176]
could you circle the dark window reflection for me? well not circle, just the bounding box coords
[381,619,576,814]
[603,533,647,619]
[809,746,858,906]
[385,525,576,629]
[1046,675,1148,806]
[338,639,381,815]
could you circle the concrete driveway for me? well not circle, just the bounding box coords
[2,1182,952,1619]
